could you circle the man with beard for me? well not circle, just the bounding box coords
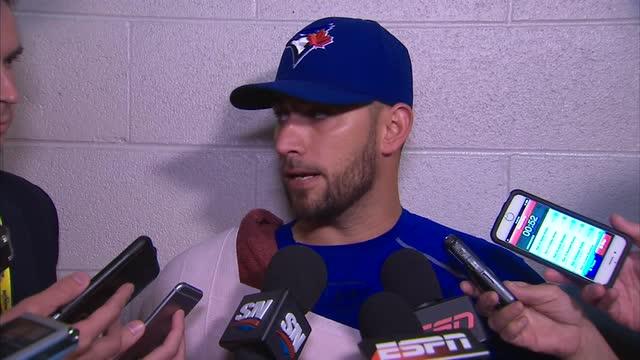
[131,17,545,358]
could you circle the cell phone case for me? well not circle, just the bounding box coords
[53,236,160,323]
[490,189,631,288]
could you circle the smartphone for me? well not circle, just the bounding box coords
[0,312,79,360]
[445,234,517,306]
[118,282,203,360]
[52,236,160,323]
[491,189,630,287]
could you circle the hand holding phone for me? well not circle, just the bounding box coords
[0,272,148,360]
[52,236,160,323]
[491,190,630,287]
[546,213,640,332]
[118,282,202,360]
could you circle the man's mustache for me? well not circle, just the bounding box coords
[279,157,324,175]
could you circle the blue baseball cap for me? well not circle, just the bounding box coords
[230,17,413,110]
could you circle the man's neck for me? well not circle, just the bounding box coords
[292,196,402,246]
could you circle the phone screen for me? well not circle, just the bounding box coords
[0,314,79,359]
[1,317,55,345]
[503,197,614,281]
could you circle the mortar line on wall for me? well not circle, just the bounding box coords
[14,11,639,28]
[512,18,640,25]
[405,149,640,157]
[253,154,259,208]
[506,154,512,191]
[126,21,132,142]
[3,140,272,150]
[3,139,640,158]
[13,10,505,24]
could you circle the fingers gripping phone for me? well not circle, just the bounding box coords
[491,190,630,287]
[118,282,203,360]
[52,236,160,323]
[445,234,517,306]
[0,312,79,360]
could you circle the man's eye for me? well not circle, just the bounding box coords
[6,54,21,64]
[4,58,19,68]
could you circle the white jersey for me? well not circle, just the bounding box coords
[127,227,361,359]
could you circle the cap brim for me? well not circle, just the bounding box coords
[230,80,375,110]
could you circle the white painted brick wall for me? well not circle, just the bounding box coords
[1,1,638,276]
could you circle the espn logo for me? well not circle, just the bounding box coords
[276,312,307,358]
[374,332,474,360]
[422,311,474,332]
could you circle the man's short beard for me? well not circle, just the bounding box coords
[284,125,378,223]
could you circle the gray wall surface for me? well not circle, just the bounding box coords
[2,0,638,276]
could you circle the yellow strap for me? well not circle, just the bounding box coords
[0,267,11,312]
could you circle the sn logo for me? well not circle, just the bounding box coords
[280,313,307,352]
[234,299,274,321]
[375,333,473,360]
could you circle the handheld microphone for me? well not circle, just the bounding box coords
[445,234,517,306]
[358,291,489,359]
[219,245,327,360]
[381,248,488,343]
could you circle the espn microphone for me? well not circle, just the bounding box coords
[358,291,489,360]
[381,248,488,342]
[219,245,327,359]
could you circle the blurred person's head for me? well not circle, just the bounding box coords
[0,0,21,142]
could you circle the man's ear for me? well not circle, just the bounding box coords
[380,103,413,156]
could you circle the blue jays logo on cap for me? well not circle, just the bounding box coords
[286,23,335,68]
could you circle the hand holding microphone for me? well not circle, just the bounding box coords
[219,245,327,359]
[462,280,617,360]
[359,248,490,359]
[358,291,489,359]
[380,248,488,343]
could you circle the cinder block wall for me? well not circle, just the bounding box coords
[2,1,638,277]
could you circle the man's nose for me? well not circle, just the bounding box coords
[274,115,308,157]
[0,65,20,104]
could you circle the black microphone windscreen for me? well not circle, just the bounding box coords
[381,248,442,308]
[262,245,327,313]
[358,291,423,339]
